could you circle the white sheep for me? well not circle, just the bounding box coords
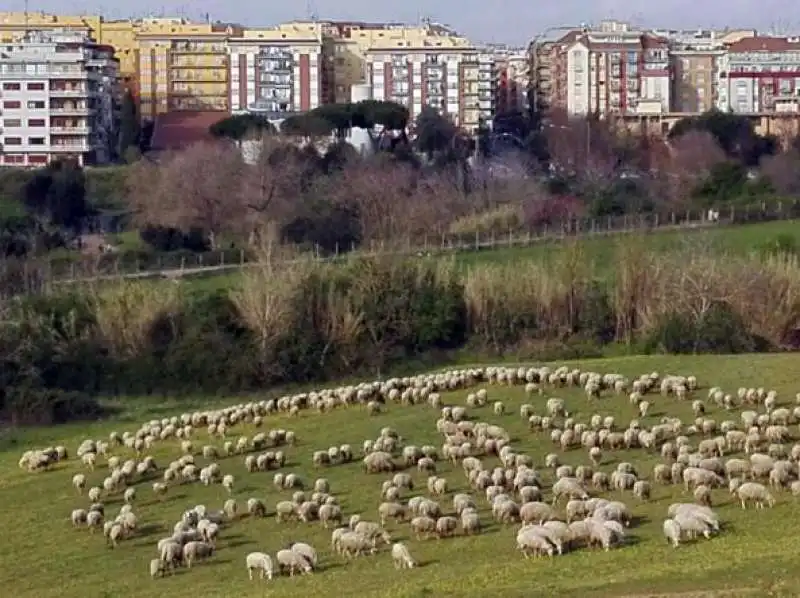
[222,474,235,494]
[391,542,417,569]
[123,487,136,504]
[246,552,274,580]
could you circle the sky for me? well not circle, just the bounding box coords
[8,0,800,46]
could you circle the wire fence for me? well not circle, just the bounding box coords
[3,200,799,292]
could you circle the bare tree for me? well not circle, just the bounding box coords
[126,141,244,249]
[761,149,800,196]
[651,131,726,210]
[237,138,309,236]
[545,116,619,184]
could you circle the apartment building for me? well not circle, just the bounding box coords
[726,36,800,114]
[364,28,494,131]
[666,32,728,113]
[490,47,529,115]
[553,21,671,117]
[0,30,118,167]
[227,22,331,117]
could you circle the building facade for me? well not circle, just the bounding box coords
[227,23,330,117]
[727,36,800,114]
[364,33,494,131]
[492,48,529,115]
[556,22,671,117]
[0,30,118,167]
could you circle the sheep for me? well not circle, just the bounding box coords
[245,552,274,580]
[735,482,775,509]
[337,531,374,557]
[378,502,408,525]
[222,474,234,494]
[123,487,136,504]
[160,540,183,570]
[275,549,312,576]
[183,540,214,567]
[289,542,318,569]
[72,473,86,494]
[410,516,436,540]
[150,558,166,578]
[71,509,88,527]
[247,498,267,518]
[663,518,682,548]
[516,528,555,558]
[632,480,651,501]
[391,542,417,569]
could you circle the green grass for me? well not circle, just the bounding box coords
[3,353,800,598]
[179,219,800,293]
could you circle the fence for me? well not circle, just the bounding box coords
[2,200,799,292]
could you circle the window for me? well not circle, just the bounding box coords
[3,118,21,127]
[2,154,24,164]
[27,100,45,109]
[27,82,45,91]
[3,100,21,109]
[3,137,22,145]
[29,137,46,145]
[28,118,45,127]
[2,82,20,90]
[28,155,48,164]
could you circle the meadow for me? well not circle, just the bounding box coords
[181,218,800,293]
[4,353,800,598]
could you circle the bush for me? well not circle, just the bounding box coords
[3,243,798,425]
[644,302,767,355]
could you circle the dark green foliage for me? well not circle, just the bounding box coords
[668,109,776,166]
[209,113,276,141]
[118,90,141,158]
[21,161,92,234]
[644,303,763,355]
[139,225,210,253]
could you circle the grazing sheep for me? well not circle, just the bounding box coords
[72,473,86,494]
[150,558,166,578]
[735,482,775,509]
[274,548,312,575]
[290,542,318,569]
[182,541,214,568]
[246,552,274,581]
[391,542,417,569]
[663,518,682,548]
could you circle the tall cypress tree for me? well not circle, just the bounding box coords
[118,90,141,159]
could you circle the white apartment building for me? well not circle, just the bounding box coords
[365,46,494,131]
[0,30,118,167]
[227,28,326,117]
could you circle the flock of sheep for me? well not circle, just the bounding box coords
[17,363,800,587]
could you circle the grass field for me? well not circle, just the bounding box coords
[3,353,800,598]
[182,219,800,293]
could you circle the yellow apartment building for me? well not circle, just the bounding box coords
[0,12,101,41]
[134,19,235,119]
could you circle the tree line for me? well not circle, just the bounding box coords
[1,104,799,272]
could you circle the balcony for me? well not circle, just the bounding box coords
[170,43,227,54]
[170,89,228,98]
[50,126,89,134]
[171,71,226,82]
[51,141,90,152]
[50,105,91,115]
[170,57,227,69]
[50,88,88,97]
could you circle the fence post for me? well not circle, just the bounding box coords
[240,248,245,265]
